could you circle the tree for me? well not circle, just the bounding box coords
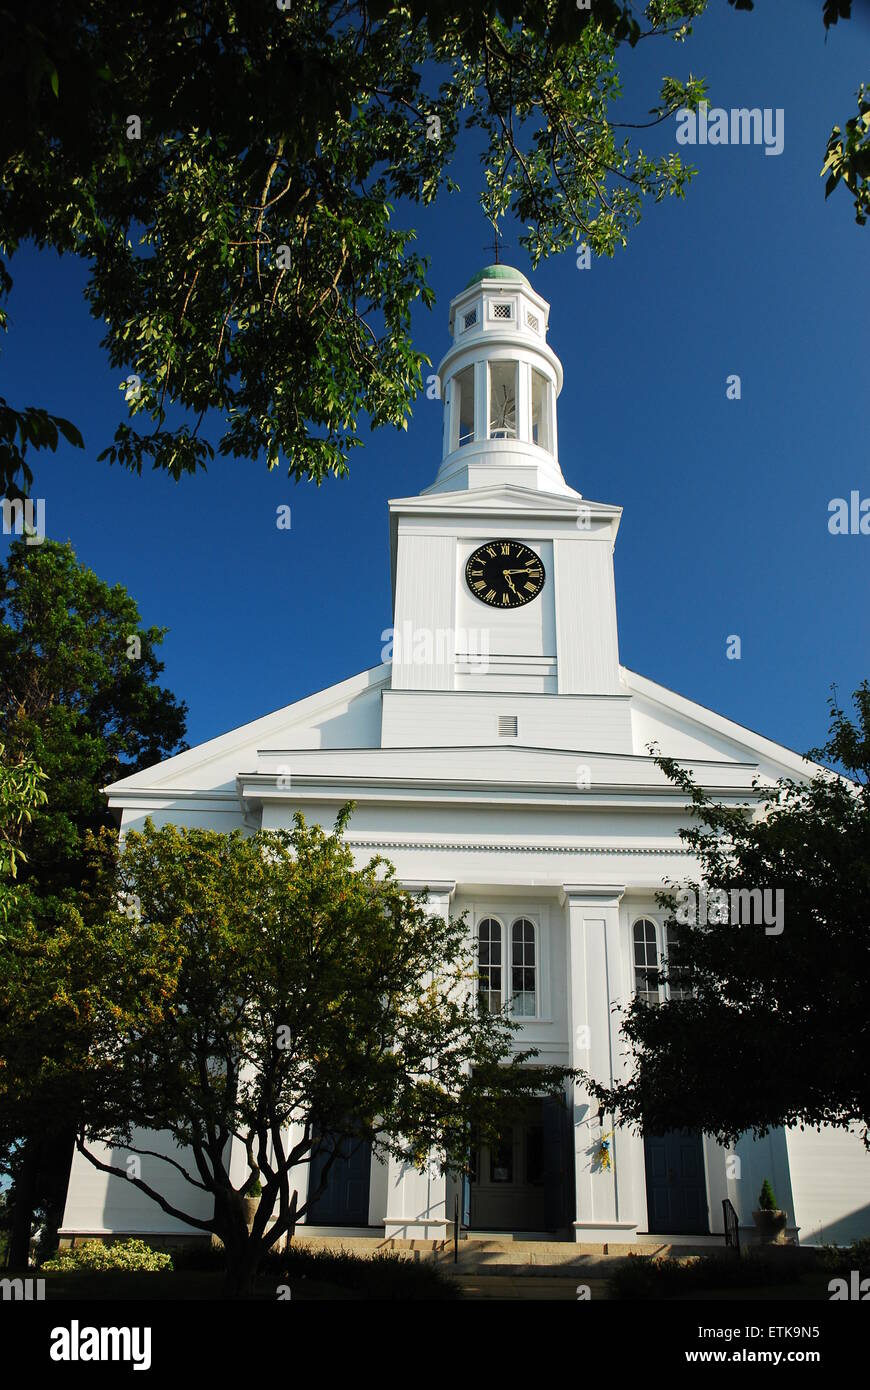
[0,537,187,1266]
[0,742,47,924]
[0,845,166,1270]
[0,1,707,493]
[73,810,572,1297]
[0,537,187,898]
[0,740,49,1270]
[583,683,870,1149]
[0,400,83,509]
[822,84,870,227]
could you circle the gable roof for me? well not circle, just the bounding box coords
[620,666,821,781]
[105,658,822,807]
[105,663,390,795]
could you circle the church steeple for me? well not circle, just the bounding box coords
[426,265,577,498]
[385,258,620,703]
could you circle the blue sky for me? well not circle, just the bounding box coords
[2,0,868,761]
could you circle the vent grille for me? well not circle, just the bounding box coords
[526,311,540,332]
[492,302,512,319]
[498,715,518,738]
[463,308,478,330]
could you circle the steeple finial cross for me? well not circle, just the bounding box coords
[483,226,509,265]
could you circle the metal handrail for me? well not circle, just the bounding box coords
[723,1197,740,1253]
[454,1193,459,1263]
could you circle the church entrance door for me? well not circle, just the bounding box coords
[306,1130,372,1227]
[469,1097,572,1233]
[643,1130,708,1234]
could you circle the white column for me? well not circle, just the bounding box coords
[442,376,451,457]
[474,360,488,443]
[383,881,456,1241]
[562,884,638,1243]
[518,360,531,443]
[550,377,559,462]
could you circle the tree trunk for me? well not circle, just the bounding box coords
[221,1238,262,1299]
[7,1135,40,1269]
[37,1126,76,1261]
[213,1188,264,1299]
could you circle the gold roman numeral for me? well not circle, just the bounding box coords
[485,589,496,602]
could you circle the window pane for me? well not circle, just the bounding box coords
[633,919,660,1006]
[490,1130,514,1182]
[454,365,475,447]
[489,361,517,439]
[531,369,552,452]
[665,924,691,1001]
[478,917,502,1013]
[510,919,536,1016]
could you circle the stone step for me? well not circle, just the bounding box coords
[291,1232,725,1275]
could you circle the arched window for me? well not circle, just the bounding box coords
[477,917,503,1014]
[510,918,537,1017]
[663,922,691,1001]
[632,918,660,1006]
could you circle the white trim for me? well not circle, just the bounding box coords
[104,663,391,795]
[621,666,826,781]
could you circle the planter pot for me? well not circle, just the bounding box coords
[752,1209,788,1244]
[242,1197,260,1231]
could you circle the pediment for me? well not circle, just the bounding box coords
[622,667,824,783]
[105,663,390,797]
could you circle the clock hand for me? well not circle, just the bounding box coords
[502,571,520,596]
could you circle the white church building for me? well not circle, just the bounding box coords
[61,264,870,1250]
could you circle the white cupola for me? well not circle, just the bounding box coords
[426,264,577,498]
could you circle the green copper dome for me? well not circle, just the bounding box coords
[464,264,531,289]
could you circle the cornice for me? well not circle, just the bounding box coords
[345,839,692,856]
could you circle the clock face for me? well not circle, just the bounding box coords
[465,539,545,608]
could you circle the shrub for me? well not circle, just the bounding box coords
[171,1240,460,1297]
[42,1238,173,1273]
[758,1179,778,1211]
[608,1248,810,1300]
[275,1245,460,1300]
[816,1237,870,1275]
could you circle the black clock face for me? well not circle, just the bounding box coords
[465,539,545,608]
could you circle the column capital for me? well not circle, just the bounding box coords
[399,880,456,900]
[397,878,453,911]
[560,883,625,909]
